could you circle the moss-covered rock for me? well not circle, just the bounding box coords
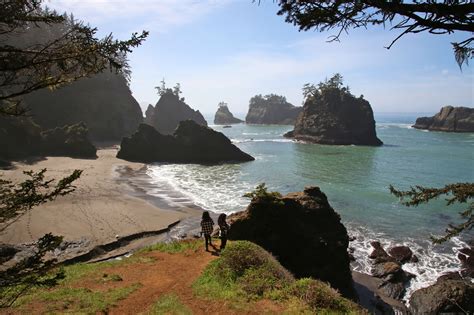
[228,186,355,299]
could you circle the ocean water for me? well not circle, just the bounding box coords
[142,113,473,299]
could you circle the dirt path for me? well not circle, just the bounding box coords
[74,248,281,314]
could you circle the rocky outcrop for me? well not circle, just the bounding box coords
[0,117,96,160]
[40,123,97,158]
[117,120,254,164]
[368,242,416,300]
[227,186,355,299]
[245,94,302,125]
[214,105,243,124]
[284,88,382,146]
[145,92,207,135]
[409,275,474,314]
[24,71,143,141]
[413,106,474,132]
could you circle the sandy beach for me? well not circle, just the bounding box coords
[0,147,198,260]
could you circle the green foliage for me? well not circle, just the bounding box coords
[0,169,81,307]
[193,241,361,313]
[148,294,192,315]
[17,284,140,313]
[389,183,474,243]
[0,0,148,115]
[276,1,473,68]
[139,239,202,254]
[249,93,289,108]
[302,73,351,101]
[243,183,283,205]
[155,79,185,101]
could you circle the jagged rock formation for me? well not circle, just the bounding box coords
[245,94,302,125]
[145,92,207,135]
[227,186,355,299]
[117,120,254,164]
[409,272,474,314]
[413,106,474,132]
[285,87,382,146]
[0,117,96,159]
[214,105,243,124]
[23,72,143,141]
[368,241,416,300]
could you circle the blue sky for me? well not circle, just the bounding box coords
[47,0,473,116]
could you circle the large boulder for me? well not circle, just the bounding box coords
[413,106,474,132]
[214,105,243,124]
[24,72,143,141]
[145,92,207,135]
[227,186,355,299]
[409,276,474,314]
[40,122,97,158]
[117,120,254,164]
[245,94,302,125]
[284,86,382,146]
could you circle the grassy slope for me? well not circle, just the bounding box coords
[4,239,363,314]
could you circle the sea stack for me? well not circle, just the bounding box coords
[228,186,355,299]
[285,75,382,146]
[145,91,207,135]
[214,103,243,125]
[23,71,143,141]
[117,120,254,164]
[413,106,474,132]
[245,94,302,125]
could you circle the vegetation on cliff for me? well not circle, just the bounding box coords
[285,74,382,146]
[245,94,302,125]
[2,239,362,313]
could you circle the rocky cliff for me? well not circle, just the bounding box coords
[117,120,254,164]
[214,105,243,124]
[227,186,355,299]
[245,94,302,125]
[413,106,474,132]
[285,86,382,146]
[145,92,207,134]
[23,71,143,141]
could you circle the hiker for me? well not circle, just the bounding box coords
[200,211,214,251]
[217,213,230,250]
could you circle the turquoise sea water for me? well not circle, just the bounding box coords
[143,113,473,298]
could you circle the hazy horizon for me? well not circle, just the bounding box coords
[47,0,474,115]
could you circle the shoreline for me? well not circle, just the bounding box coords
[0,147,201,263]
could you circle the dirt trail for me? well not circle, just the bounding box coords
[74,248,281,314]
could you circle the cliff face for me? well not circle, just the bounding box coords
[145,93,207,135]
[23,72,143,141]
[413,106,474,132]
[117,120,254,164]
[245,94,302,125]
[228,186,355,299]
[214,105,243,125]
[285,89,382,146]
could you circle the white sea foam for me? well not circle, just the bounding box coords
[347,223,468,301]
[232,138,294,144]
[146,164,250,213]
[377,123,413,129]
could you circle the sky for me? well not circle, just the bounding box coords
[46,0,473,116]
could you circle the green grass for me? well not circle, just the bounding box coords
[193,241,363,314]
[148,294,192,315]
[17,283,141,313]
[139,239,202,254]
